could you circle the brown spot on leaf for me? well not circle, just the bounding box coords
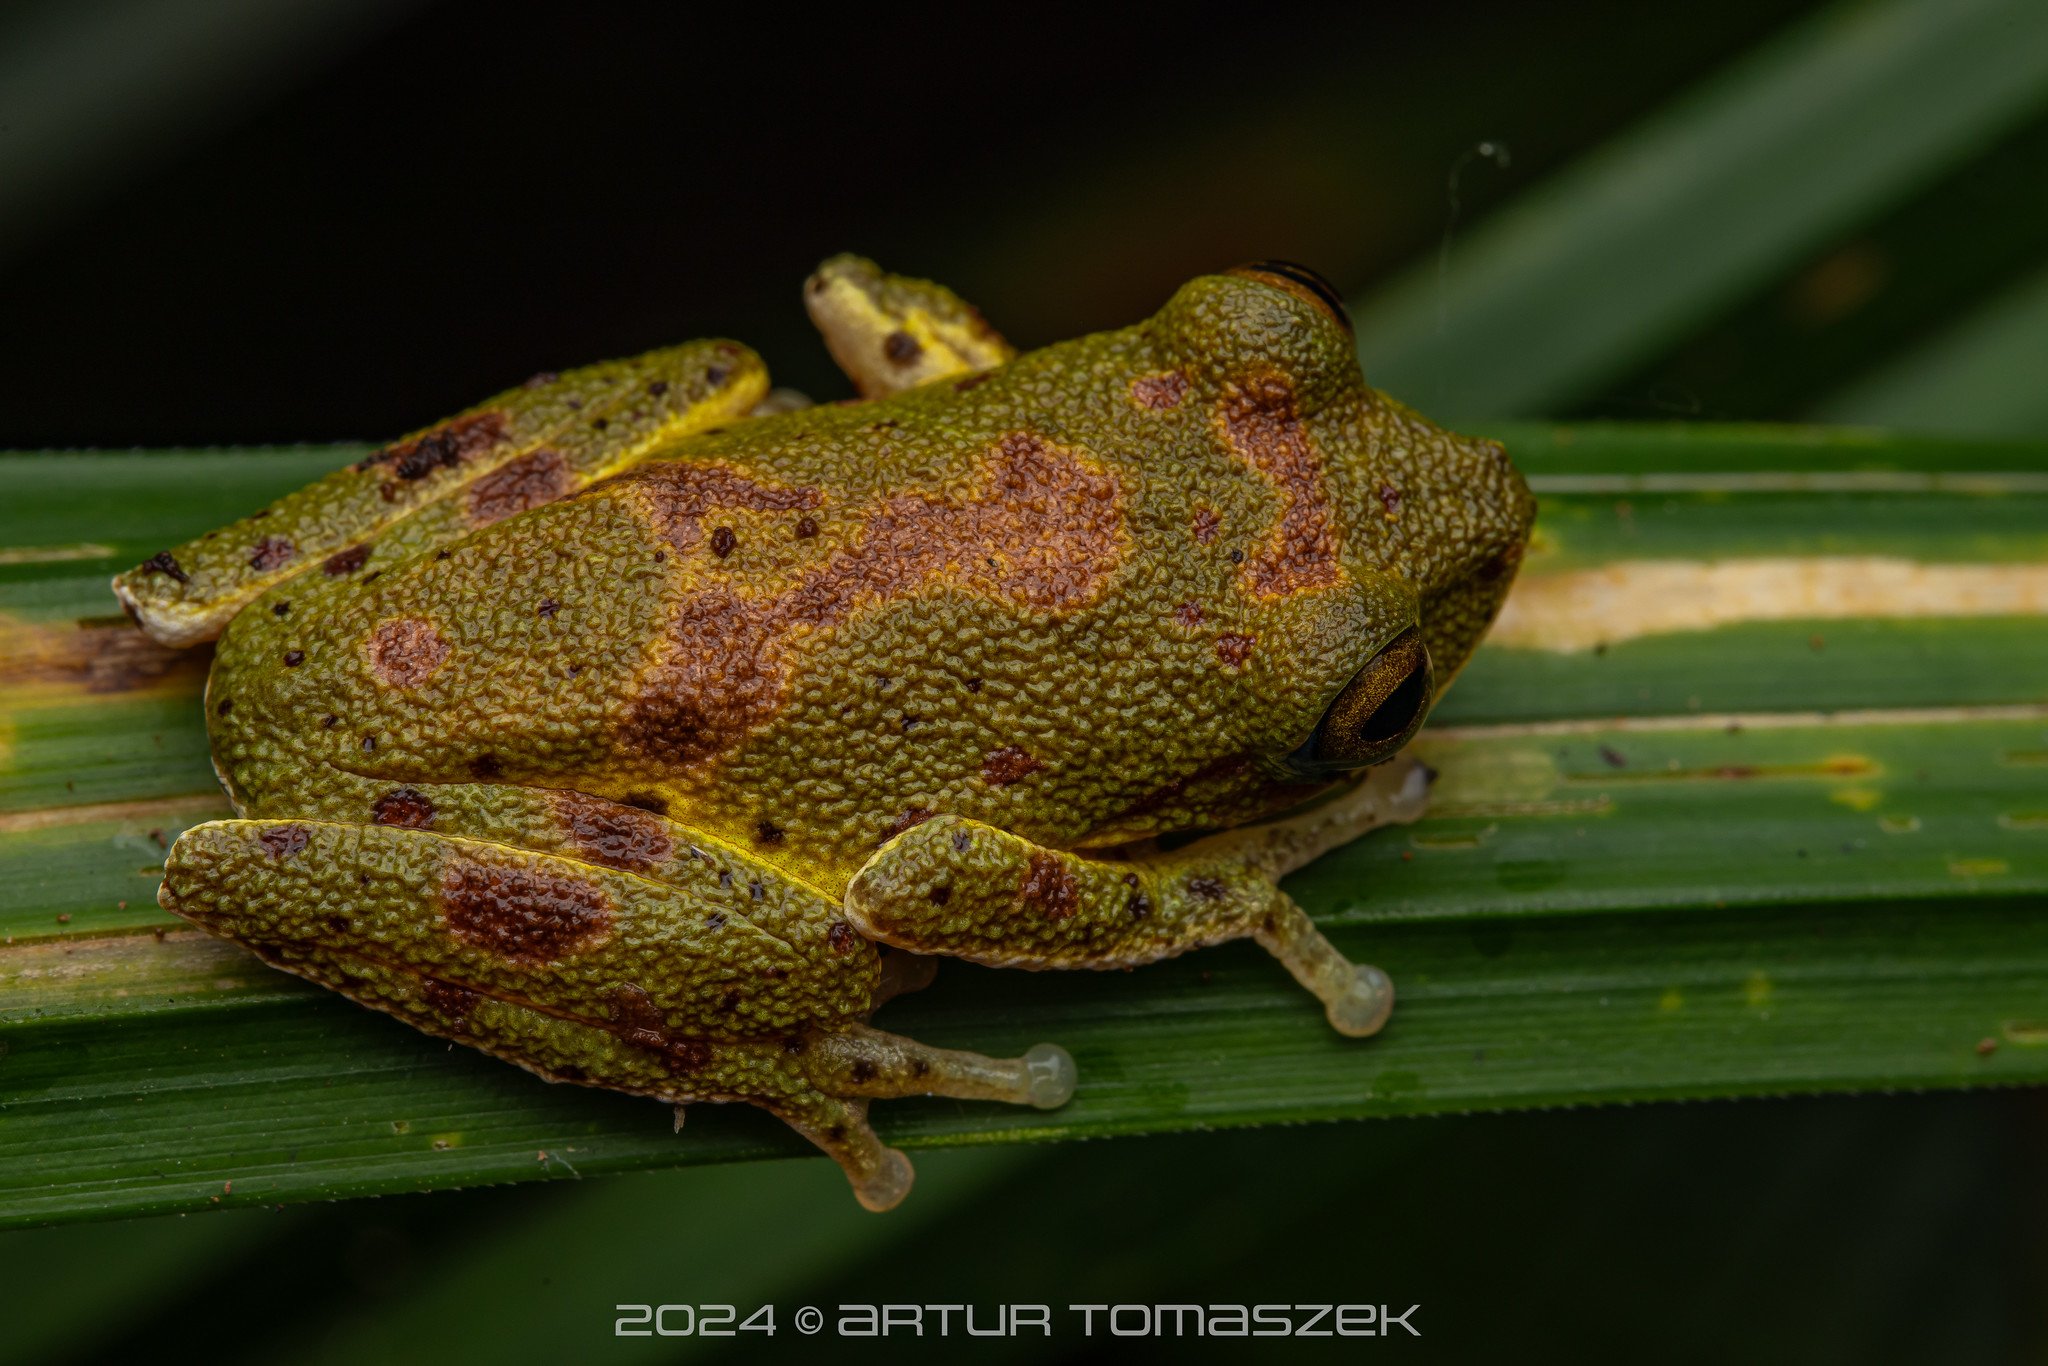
[466,448,569,527]
[357,410,510,483]
[621,435,1123,769]
[1217,373,1340,597]
[367,617,450,689]
[323,545,370,576]
[1129,370,1189,410]
[553,791,673,871]
[442,857,611,963]
[248,537,296,571]
[257,825,310,859]
[372,787,435,829]
[1215,633,1255,669]
[981,745,1044,787]
[1019,852,1079,921]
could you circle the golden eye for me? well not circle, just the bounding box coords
[1286,627,1433,777]
[1228,260,1353,334]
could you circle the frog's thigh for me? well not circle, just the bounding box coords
[844,763,1435,1038]
[113,343,766,647]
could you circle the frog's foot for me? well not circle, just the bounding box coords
[805,254,1015,398]
[113,342,768,647]
[845,756,1432,1037]
[157,808,1072,1209]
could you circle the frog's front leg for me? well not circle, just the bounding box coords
[114,342,767,647]
[158,809,1070,1210]
[845,757,1434,1036]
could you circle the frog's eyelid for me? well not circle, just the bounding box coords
[1227,260,1354,334]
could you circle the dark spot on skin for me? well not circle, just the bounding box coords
[468,753,502,780]
[283,649,305,667]
[882,330,922,365]
[707,911,727,930]
[710,526,737,558]
[954,372,993,392]
[215,698,233,717]
[468,448,571,529]
[623,791,668,815]
[912,1058,930,1077]
[851,1058,878,1082]
[647,380,669,398]
[590,417,609,431]
[1378,482,1403,517]
[1019,852,1079,921]
[981,745,1045,787]
[1187,876,1227,901]
[248,537,295,571]
[323,545,371,577]
[436,548,453,560]
[827,1124,847,1142]
[552,791,673,872]
[719,990,741,1012]
[828,921,858,954]
[142,551,190,584]
[748,879,765,901]
[928,884,952,906]
[257,825,310,859]
[755,820,784,846]
[1190,506,1221,545]
[705,365,729,386]
[1175,601,1205,628]
[538,598,559,618]
[795,515,819,539]
[357,410,510,482]
[442,857,612,963]
[1218,372,1341,594]
[420,979,479,1028]
[1227,548,1245,564]
[1478,544,1523,583]
[1599,745,1628,769]
[1130,370,1189,410]
[964,677,983,693]
[321,713,339,728]
[368,617,450,689]
[718,870,732,889]
[1216,633,1255,669]
[372,787,435,829]
[784,1035,807,1054]
[1123,872,1151,920]
[884,808,934,841]
[272,601,290,617]
[952,828,973,853]
[361,735,377,752]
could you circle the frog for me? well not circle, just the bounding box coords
[113,255,1535,1209]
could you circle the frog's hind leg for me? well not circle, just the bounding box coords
[805,254,1016,398]
[846,757,1434,1036]
[159,795,1073,1211]
[114,342,768,647]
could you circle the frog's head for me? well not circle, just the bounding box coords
[1097,263,1534,830]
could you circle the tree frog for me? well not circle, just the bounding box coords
[114,256,1534,1209]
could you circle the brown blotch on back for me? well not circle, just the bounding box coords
[323,545,371,577]
[441,857,612,964]
[367,617,451,689]
[466,448,569,528]
[1217,374,1341,597]
[981,745,1045,787]
[420,978,479,1029]
[621,435,1124,769]
[248,537,296,571]
[1216,633,1255,669]
[1019,852,1079,921]
[371,787,435,829]
[358,410,511,483]
[624,463,822,556]
[553,791,673,872]
[256,824,310,859]
[1174,601,1206,628]
[1129,370,1190,411]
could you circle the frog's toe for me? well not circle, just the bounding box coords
[1324,963,1396,1038]
[807,1023,1079,1113]
[1023,1043,1077,1109]
[856,1147,916,1213]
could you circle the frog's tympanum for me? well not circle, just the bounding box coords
[116,257,1534,1208]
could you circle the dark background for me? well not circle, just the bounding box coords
[5,1,2048,1361]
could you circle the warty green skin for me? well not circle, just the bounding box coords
[134,263,1535,1208]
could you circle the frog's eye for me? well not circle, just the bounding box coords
[1287,627,1433,776]
[1228,260,1353,335]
